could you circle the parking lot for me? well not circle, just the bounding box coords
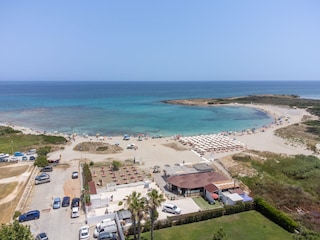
[22,160,205,239]
[23,160,84,239]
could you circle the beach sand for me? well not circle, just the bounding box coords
[8,103,317,171]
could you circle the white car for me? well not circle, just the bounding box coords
[79,225,89,240]
[72,171,79,179]
[71,207,80,218]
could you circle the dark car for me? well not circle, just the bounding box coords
[18,210,40,222]
[71,197,80,208]
[29,156,36,161]
[35,232,48,240]
[62,196,70,207]
[40,166,53,172]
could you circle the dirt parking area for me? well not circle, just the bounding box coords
[157,198,201,220]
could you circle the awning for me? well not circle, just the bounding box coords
[211,193,219,200]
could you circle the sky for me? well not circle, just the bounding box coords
[0,1,319,81]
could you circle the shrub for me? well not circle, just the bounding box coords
[82,163,92,189]
[112,160,121,171]
[13,211,21,220]
[255,197,299,233]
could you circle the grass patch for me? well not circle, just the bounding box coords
[139,211,292,240]
[192,196,223,210]
[0,165,29,180]
[0,182,18,199]
[0,126,66,154]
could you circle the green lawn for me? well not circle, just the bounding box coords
[139,211,293,240]
[192,196,223,210]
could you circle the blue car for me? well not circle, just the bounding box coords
[18,210,40,222]
[53,197,61,209]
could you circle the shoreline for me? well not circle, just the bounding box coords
[2,102,318,170]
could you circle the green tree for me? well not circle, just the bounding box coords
[147,189,165,240]
[37,146,51,157]
[0,220,33,240]
[34,155,48,167]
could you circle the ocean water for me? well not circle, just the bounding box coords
[0,81,319,136]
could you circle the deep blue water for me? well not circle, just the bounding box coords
[0,81,319,136]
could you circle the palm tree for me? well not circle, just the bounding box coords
[147,189,165,240]
[124,191,146,240]
[136,197,147,240]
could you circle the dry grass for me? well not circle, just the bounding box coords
[0,164,29,180]
[275,117,320,150]
[0,165,30,223]
[74,142,123,154]
[0,181,26,223]
[0,182,18,199]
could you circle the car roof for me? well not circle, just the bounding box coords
[54,197,60,201]
[80,225,89,231]
[27,210,39,214]
[38,232,47,237]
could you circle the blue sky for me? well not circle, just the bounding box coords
[0,1,319,81]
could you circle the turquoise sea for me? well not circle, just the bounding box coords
[0,81,319,137]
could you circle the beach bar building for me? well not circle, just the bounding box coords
[166,171,228,197]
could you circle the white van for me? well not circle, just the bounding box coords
[93,219,117,237]
[162,203,181,214]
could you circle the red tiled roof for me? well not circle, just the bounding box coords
[229,188,244,195]
[167,172,228,189]
[88,181,97,194]
[204,184,219,193]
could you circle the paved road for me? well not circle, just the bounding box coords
[23,162,85,239]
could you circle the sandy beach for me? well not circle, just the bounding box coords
[7,103,318,171]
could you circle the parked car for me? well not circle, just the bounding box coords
[62,196,70,207]
[22,156,28,161]
[48,159,59,163]
[53,197,61,209]
[35,232,48,240]
[72,171,79,179]
[71,197,80,208]
[79,225,90,240]
[18,210,40,222]
[35,173,50,185]
[71,207,80,218]
[40,166,53,172]
[162,203,181,214]
[98,232,117,240]
[9,156,18,162]
[29,156,36,161]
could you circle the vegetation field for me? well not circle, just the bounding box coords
[234,152,320,232]
[140,211,293,240]
[0,126,66,154]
